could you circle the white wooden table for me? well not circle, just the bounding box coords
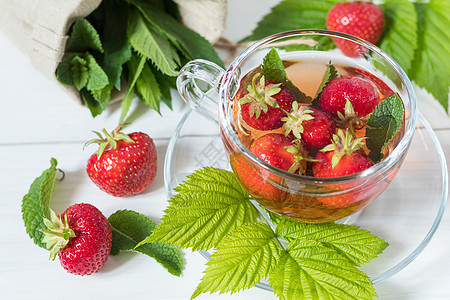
[1,1,449,299]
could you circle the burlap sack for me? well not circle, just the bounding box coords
[0,0,227,104]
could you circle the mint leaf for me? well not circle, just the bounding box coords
[128,0,224,67]
[135,62,162,114]
[366,94,404,163]
[139,167,258,251]
[380,0,418,75]
[128,9,180,76]
[411,0,450,112]
[67,18,104,53]
[192,222,282,299]
[269,239,377,300]
[108,210,183,276]
[22,158,58,249]
[313,62,338,104]
[85,53,109,91]
[80,88,107,117]
[276,218,388,266]
[56,53,87,89]
[102,0,132,90]
[241,0,339,46]
[262,48,312,104]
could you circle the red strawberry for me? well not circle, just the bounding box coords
[86,124,157,197]
[326,1,385,57]
[312,129,371,178]
[230,133,307,203]
[312,130,371,207]
[282,103,335,149]
[41,203,112,275]
[318,76,381,119]
[250,133,307,174]
[239,73,296,130]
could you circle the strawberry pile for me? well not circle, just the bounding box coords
[232,50,397,209]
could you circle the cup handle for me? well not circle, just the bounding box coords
[177,59,225,122]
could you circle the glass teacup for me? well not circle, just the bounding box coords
[177,29,417,223]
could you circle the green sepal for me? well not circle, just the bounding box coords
[41,209,76,260]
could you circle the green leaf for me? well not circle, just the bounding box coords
[411,0,450,112]
[80,88,106,117]
[366,93,404,163]
[151,63,175,109]
[127,0,224,67]
[379,0,418,75]
[70,55,89,90]
[269,239,377,300]
[102,0,132,90]
[192,222,282,299]
[275,218,388,266]
[22,158,58,249]
[108,210,183,276]
[262,48,312,104]
[312,62,338,106]
[240,0,340,44]
[85,53,109,91]
[135,62,162,113]
[127,9,180,76]
[139,167,258,251]
[67,18,104,53]
[120,52,146,123]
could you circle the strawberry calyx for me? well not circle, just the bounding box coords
[281,102,314,139]
[284,141,316,174]
[239,73,281,119]
[84,123,135,159]
[320,128,366,168]
[41,209,76,260]
[336,99,367,136]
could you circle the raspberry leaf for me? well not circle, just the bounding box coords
[139,167,257,251]
[22,158,59,249]
[410,0,450,112]
[275,217,388,266]
[102,0,132,90]
[127,9,180,77]
[379,0,418,74]
[67,18,104,53]
[366,94,404,163]
[136,62,163,114]
[108,209,183,276]
[269,239,377,300]
[127,0,224,67]
[240,0,340,45]
[191,222,282,299]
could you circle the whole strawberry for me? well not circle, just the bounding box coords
[240,73,296,130]
[326,1,385,57]
[282,103,335,149]
[86,124,157,197]
[312,130,371,208]
[318,76,381,119]
[230,133,307,203]
[312,129,371,178]
[41,203,112,275]
[250,133,307,174]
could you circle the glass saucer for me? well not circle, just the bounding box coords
[164,108,448,288]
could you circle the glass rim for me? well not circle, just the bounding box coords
[218,29,418,184]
